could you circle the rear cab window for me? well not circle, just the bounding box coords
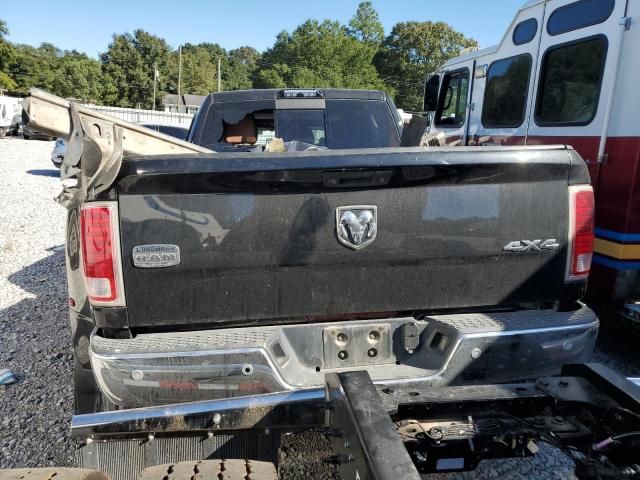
[324,99,401,149]
[276,109,326,146]
[205,98,400,150]
[434,68,470,128]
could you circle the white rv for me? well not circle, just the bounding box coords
[0,96,22,137]
[424,0,640,308]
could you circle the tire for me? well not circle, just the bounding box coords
[138,460,278,480]
[23,133,31,140]
[0,127,6,138]
[0,468,109,480]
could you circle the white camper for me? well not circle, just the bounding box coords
[0,96,22,137]
[423,0,640,308]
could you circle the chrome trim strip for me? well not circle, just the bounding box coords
[71,388,325,438]
[629,378,640,388]
[462,319,599,339]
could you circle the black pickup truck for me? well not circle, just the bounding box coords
[35,87,598,412]
[17,87,633,480]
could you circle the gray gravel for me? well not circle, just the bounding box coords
[0,138,72,469]
[1,138,639,478]
[279,431,338,480]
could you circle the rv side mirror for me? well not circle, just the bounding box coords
[423,74,440,112]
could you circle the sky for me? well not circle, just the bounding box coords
[2,1,524,57]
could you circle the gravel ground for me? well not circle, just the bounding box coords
[0,138,72,468]
[1,138,639,478]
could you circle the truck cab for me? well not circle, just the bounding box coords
[189,88,403,151]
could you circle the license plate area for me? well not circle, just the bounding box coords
[323,324,392,368]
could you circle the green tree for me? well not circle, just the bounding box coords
[348,2,384,45]
[134,29,173,105]
[10,43,60,95]
[257,18,385,90]
[101,30,171,108]
[225,46,260,90]
[374,21,477,111]
[51,52,103,102]
[194,42,226,64]
[10,44,104,101]
[0,19,17,91]
[172,43,260,94]
[170,45,217,95]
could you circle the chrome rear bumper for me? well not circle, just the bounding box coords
[90,304,599,407]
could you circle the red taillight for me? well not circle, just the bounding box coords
[567,186,594,280]
[80,203,125,305]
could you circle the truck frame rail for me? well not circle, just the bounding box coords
[69,363,640,480]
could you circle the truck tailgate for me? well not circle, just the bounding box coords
[115,146,582,328]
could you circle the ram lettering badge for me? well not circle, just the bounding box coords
[132,244,180,268]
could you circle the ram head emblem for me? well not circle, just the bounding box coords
[336,206,378,250]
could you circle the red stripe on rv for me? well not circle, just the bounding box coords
[526,136,640,233]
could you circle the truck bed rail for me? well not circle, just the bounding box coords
[22,89,210,156]
[22,89,212,204]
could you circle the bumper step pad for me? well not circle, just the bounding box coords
[89,305,599,407]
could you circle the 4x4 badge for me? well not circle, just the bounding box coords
[336,206,377,250]
[503,239,559,252]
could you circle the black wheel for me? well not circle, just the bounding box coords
[0,127,6,138]
[138,460,278,480]
[23,133,31,140]
[0,468,109,480]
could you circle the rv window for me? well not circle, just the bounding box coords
[482,54,532,128]
[535,36,607,126]
[434,69,469,128]
[513,19,538,45]
[547,0,615,36]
